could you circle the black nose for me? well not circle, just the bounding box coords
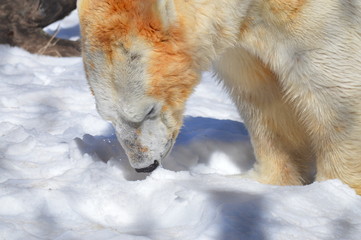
[135,160,159,173]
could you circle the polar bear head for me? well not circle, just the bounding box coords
[78,0,202,172]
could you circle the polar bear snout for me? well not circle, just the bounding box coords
[115,115,175,172]
[135,160,160,173]
[121,137,173,172]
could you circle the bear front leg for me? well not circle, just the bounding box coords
[215,47,313,186]
[313,128,361,195]
[286,74,361,195]
[242,98,313,186]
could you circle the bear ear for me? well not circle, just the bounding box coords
[77,0,90,16]
[154,0,177,29]
[77,0,85,9]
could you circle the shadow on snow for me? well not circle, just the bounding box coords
[74,116,255,181]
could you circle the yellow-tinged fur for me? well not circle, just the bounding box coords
[78,0,361,195]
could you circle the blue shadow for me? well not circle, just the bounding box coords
[76,116,255,180]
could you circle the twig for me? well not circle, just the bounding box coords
[36,24,61,56]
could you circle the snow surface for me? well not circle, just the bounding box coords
[0,11,361,240]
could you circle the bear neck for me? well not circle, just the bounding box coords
[180,0,308,75]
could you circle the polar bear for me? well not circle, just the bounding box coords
[78,0,361,194]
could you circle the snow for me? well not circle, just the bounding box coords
[0,11,361,240]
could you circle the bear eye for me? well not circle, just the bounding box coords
[130,54,141,61]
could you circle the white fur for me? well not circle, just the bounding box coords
[79,0,361,193]
[156,0,178,29]
[174,0,361,191]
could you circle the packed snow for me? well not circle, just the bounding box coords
[0,11,360,240]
